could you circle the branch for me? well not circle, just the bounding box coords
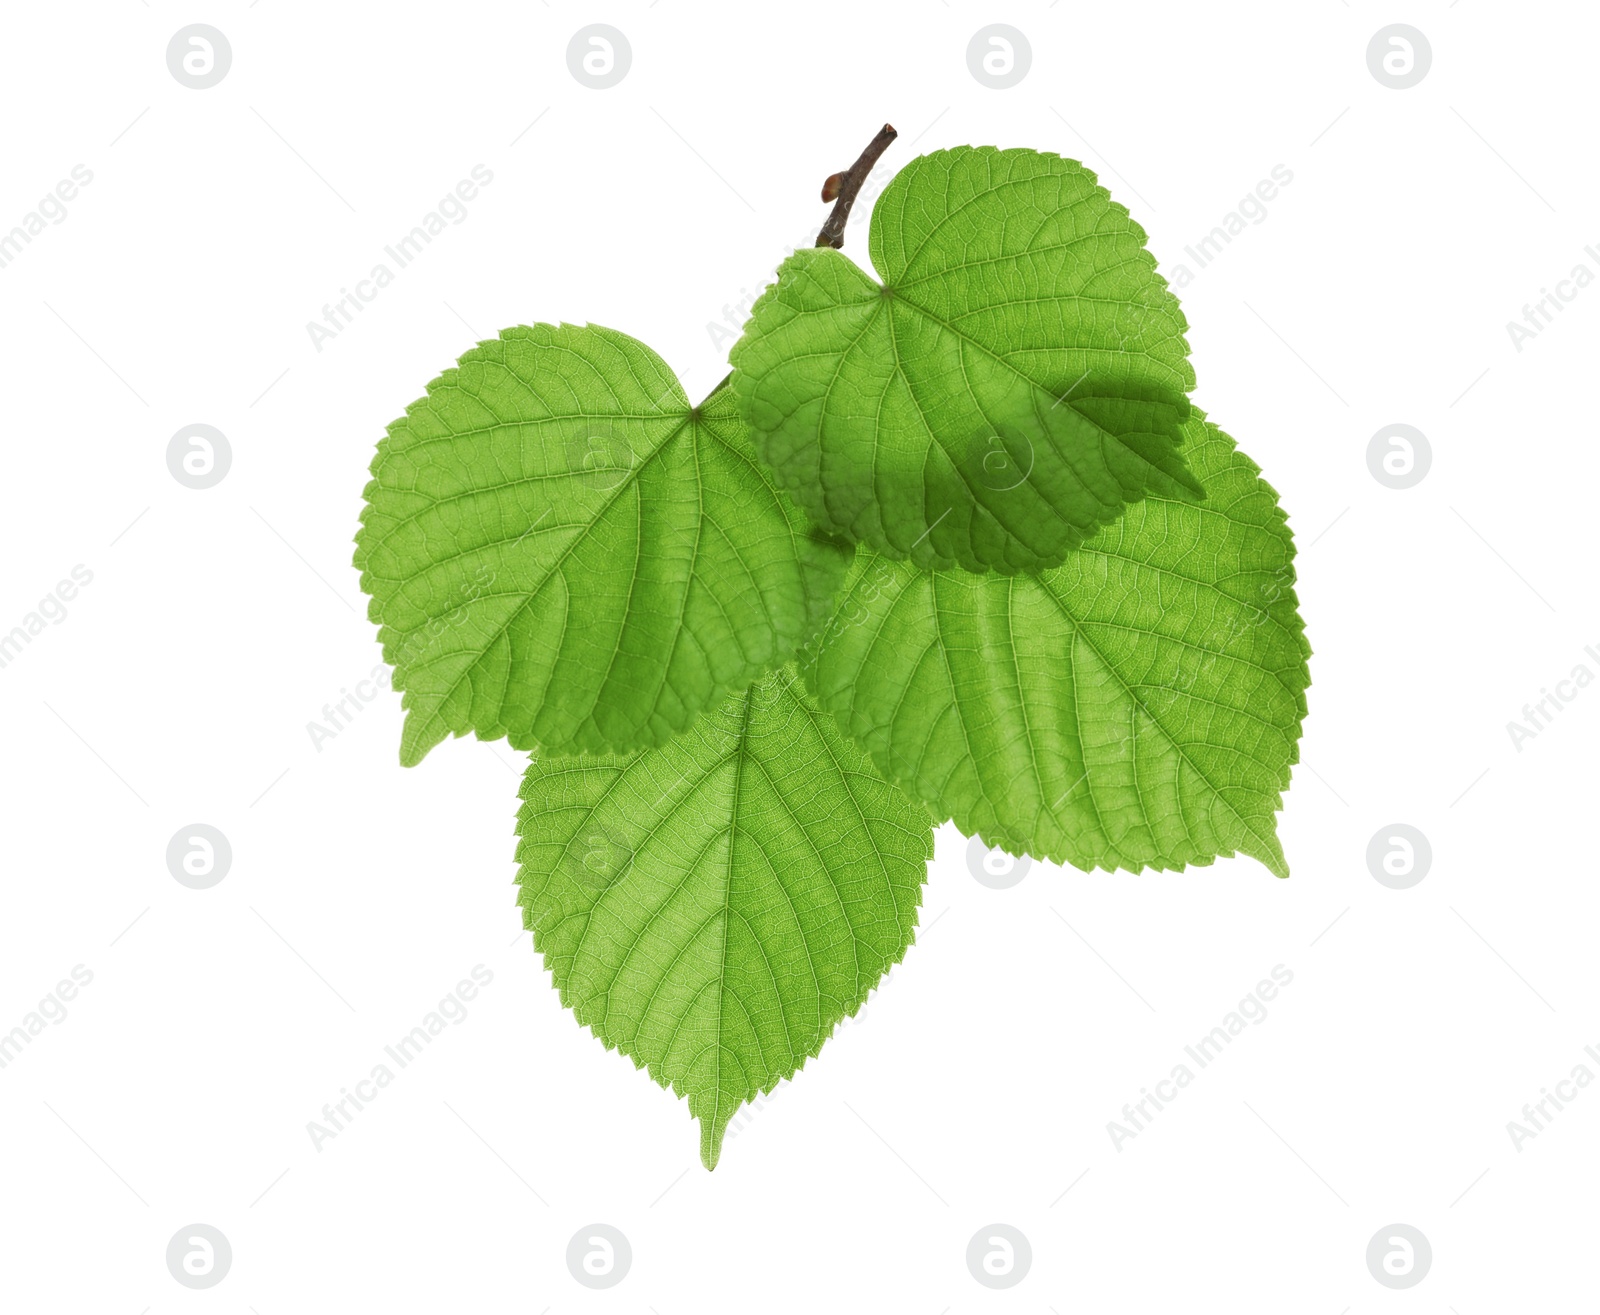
[814,123,898,250]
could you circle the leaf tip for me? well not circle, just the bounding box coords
[1249,836,1291,880]
[397,714,442,768]
[698,1115,725,1171]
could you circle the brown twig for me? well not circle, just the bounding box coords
[814,124,898,250]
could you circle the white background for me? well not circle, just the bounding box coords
[2,1,1596,1310]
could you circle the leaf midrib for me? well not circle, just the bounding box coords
[707,684,756,1141]
[398,410,698,736]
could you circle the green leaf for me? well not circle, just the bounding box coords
[809,412,1310,876]
[731,146,1198,573]
[514,663,932,1168]
[355,324,850,763]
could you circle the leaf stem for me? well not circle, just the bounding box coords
[814,123,898,250]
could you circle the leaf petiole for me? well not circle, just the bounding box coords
[814,122,898,250]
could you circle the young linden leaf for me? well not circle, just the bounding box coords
[809,411,1310,877]
[355,324,850,764]
[514,663,932,1169]
[730,145,1199,573]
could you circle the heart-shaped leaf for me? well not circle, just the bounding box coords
[355,324,850,763]
[732,146,1198,573]
[809,411,1309,876]
[515,664,933,1168]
